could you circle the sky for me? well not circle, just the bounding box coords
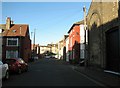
[2,1,91,45]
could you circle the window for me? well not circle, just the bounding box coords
[6,50,18,59]
[7,38,18,46]
[80,50,85,59]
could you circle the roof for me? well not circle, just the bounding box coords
[68,20,84,33]
[2,24,29,37]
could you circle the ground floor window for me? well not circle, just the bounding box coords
[6,50,18,59]
[80,49,85,59]
[80,44,85,59]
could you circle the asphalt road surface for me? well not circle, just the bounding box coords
[2,58,106,87]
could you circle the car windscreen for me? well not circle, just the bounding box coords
[5,59,16,64]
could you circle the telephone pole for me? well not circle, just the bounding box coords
[33,29,36,59]
[33,29,36,48]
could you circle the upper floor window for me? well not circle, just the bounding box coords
[7,38,18,46]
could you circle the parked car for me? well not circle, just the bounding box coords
[45,56,50,59]
[0,61,9,80]
[34,56,38,60]
[4,58,28,74]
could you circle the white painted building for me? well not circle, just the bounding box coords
[80,24,85,59]
[40,45,50,54]
[65,36,69,62]
[58,39,64,59]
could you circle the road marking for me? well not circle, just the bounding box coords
[72,66,108,87]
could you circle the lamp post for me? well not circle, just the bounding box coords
[83,6,88,67]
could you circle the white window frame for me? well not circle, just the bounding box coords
[7,38,18,46]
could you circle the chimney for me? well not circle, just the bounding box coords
[6,17,11,30]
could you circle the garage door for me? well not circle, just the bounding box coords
[106,27,120,72]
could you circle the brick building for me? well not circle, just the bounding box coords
[87,0,120,73]
[68,20,84,64]
[63,35,69,61]
[0,17,31,62]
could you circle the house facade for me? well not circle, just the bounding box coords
[47,44,58,55]
[40,45,50,54]
[40,43,58,58]
[68,21,84,64]
[87,1,120,73]
[58,39,64,59]
[0,17,31,62]
[63,35,69,61]
[65,36,69,62]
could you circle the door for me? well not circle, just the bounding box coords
[106,27,120,72]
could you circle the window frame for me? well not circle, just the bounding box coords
[6,50,18,59]
[7,38,18,46]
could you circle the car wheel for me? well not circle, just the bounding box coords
[18,69,22,74]
[5,70,9,80]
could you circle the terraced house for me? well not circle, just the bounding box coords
[87,0,120,74]
[0,17,31,62]
[68,20,84,64]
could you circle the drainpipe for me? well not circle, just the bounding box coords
[19,26,22,58]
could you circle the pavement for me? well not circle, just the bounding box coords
[73,65,120,88]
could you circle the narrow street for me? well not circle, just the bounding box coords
[2,58,106,87]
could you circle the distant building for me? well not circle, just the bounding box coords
[65,36,69,62]
[63,35,69,61]
[0,17,31,62]
[40,43,58,58]
[47,43,58,55]
[64,35,69,62]
[58,39,64,59]
[31,44,40,59]
[40,45,50,54]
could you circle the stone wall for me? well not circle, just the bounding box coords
[87,1,119,69]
